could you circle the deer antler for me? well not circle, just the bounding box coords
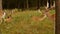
[37,9,47,21]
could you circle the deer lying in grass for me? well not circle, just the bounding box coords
[32,9,47,22]
[0,10,12,24]
[32,7,55,22]
[43,7,55,22]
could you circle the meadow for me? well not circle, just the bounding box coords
[0,9,55,34]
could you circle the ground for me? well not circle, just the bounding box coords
[0,9,55,34]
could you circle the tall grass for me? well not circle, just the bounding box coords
[0,9,55,34]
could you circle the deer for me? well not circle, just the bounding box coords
[4,15,12,23]
[42,7,55,22]
[0,10,12,24]
[38,7,55,22]
[0,10,6,24]
[32,9,47,22]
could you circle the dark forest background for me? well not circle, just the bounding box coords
[2,0,55,10]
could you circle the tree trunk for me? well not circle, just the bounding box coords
[26,0,29,9]
[37,0,40,9]
[56,0,60,34]
[0,0,2,10]
[23,0,26,10]
[0,0,2,33]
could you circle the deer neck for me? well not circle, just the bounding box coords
[45,12,51,17]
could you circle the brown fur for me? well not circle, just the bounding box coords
[44,7,55,22]
[4,17,12,23]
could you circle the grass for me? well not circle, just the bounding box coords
[0,9,55,34]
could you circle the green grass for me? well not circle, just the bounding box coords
[0,10,55,34]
